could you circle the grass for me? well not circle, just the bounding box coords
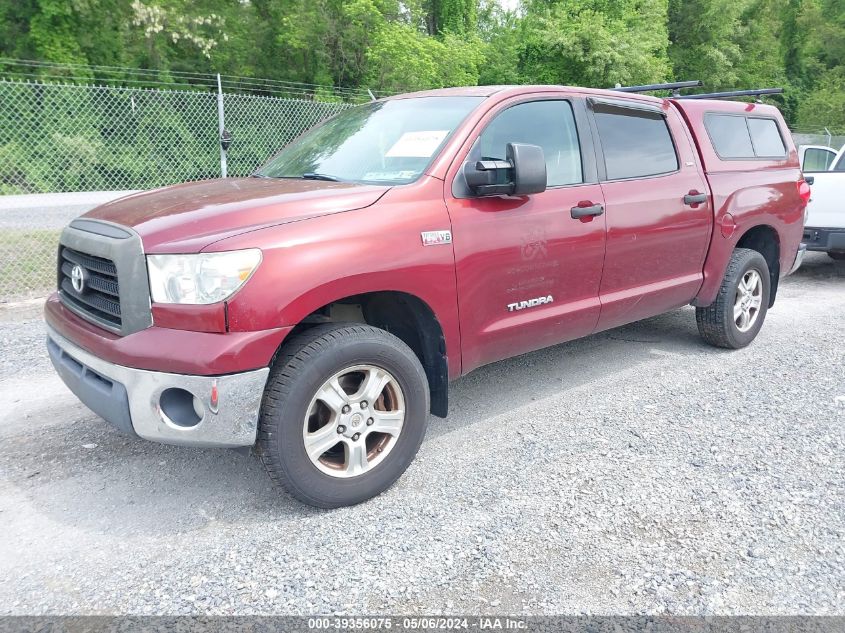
[0,229,60,301]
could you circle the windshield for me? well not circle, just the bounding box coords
[255,96,484,185]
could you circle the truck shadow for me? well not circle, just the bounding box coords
[440,252,843,442]
[431,307,702,441]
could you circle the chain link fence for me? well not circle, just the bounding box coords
[0,79,352,301]
[0,79,352,194]
[791,131,845,152]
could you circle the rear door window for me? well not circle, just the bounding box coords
[592,104,679,180]
[705,114,786,159]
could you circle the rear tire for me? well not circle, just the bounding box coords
[696,248,770,349]
[828,252,845,261]
[257,323,430,508]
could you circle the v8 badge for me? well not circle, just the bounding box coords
[421,230,452,246]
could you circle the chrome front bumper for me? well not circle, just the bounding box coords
[47,326,269,448]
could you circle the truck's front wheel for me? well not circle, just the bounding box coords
[257,323,430,508]
[696,248,770,349]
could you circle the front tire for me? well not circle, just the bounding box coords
[696,248,770,349]
[257,323,430,508]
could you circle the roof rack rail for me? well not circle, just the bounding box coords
[612,80,702,95]
[676,88,784,100]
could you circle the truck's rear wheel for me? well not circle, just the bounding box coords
[257,323,429,508]
[696,248,770,349]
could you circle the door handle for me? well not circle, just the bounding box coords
[684,192,708,206]
[570,203,604,219]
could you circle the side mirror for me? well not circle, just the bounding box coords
[464,142,547,196]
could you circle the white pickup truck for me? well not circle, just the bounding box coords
[803,145,845,260]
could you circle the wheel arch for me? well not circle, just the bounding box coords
[278,290,450,418]
[735,224,780,307]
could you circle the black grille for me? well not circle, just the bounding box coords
[58,247,122,329]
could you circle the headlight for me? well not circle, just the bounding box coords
[147,249,262,305]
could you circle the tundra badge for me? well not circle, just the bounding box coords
[507,295,554,312]
[421,230,452,246]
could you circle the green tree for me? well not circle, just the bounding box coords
[2,0,844,132]
[733,0,789,89]
[503,0,671,88]
[0,0,130,69]
[794,0,845,130]
[476,2,522,86]
[425,0,478,36]
[366,20,484,92]
[668,0,750,90]
[795,69,845,130]
[667,0,805,122]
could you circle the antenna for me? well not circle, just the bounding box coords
[676,88,784,101]
[612,80,703,96]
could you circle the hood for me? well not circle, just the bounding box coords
[83,178,391,252]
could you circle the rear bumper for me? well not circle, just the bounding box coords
[788,243,807,275]
[47,325,269,447]
[804,227,845,253]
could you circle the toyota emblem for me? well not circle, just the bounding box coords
[70,264,86,293]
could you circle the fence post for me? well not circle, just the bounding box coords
[217,73,228,178]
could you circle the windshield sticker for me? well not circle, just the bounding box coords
[385,131,449,158]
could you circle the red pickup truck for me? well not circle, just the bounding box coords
[46,85,808,507]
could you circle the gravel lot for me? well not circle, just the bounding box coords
[0,253,842,616]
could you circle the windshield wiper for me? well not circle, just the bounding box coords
[301,172,344,182]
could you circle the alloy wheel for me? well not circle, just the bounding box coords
[734,268,763,332]
[302,364,405,478]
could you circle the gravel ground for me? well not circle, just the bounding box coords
[0,253,842,616]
